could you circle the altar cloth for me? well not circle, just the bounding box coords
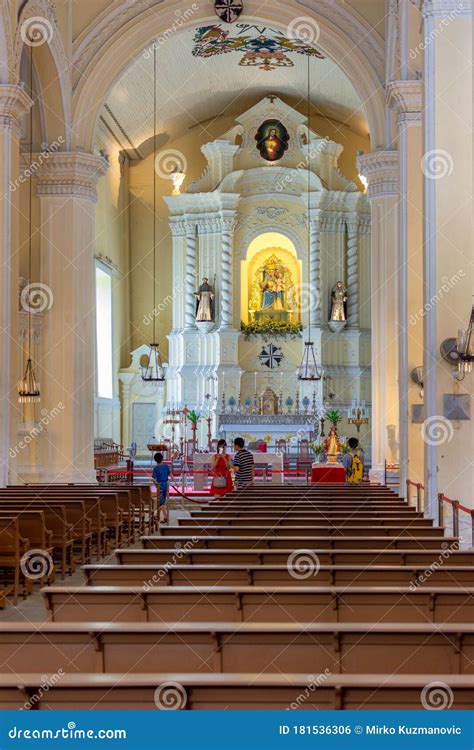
[311,463,346,484]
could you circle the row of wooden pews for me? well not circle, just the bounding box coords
[0,484,155,605]
[0,483,472,709]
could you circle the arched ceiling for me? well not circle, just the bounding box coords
[98,22,368,159]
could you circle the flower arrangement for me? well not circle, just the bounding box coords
[310,442,325,456]
[241,320,303,341]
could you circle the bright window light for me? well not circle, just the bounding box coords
[95,266,113,399]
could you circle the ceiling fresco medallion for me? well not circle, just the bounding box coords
[192,24,325,71]
[214,0,244,24]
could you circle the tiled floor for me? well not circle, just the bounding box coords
[0,508,191,624]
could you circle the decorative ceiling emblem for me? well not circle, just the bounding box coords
[255,119,289,162]
[192,24,324,72]
[214,0,243,24]
[259,344,284,369]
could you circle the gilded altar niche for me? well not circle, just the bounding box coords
[242,244,302,326]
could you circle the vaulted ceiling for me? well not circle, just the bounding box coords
[98,22,368,159]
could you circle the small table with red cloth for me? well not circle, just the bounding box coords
[311,463,346,484]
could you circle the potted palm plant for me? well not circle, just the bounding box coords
[326,409,343,431]
[186,410,200,449]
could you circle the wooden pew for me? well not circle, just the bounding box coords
[0,494,105,561]
[20,484,153,537]
[162,524,445,538]
[0,622,472,676]
[2,489,123,550]
[81,562,474,588]
[42,585,474,624]
[182,515,435,527]
[0,673,472,710]
[0,503,74,577]
[141,534,458,551]
[0,512,54,602]
[0,518,27,605]
[116,546,474,567]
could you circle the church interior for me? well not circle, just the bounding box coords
[0,0,472,713]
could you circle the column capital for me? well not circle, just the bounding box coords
[35,151,109,201]
[357,150,399,199]
[421,0,471,18]
[220,214,238,233]
[386,80,423,126]
[0,85,33,135]
[345,212,360,234]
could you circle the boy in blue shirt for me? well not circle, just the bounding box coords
[151,452,172,525]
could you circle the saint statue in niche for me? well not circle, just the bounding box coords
[259,259,286,312]
[330,281,348,322]
[195,277,215,321]
[255,119,289,162]
[249,254,298,323]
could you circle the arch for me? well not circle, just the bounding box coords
[13,1,71,146]
[72,0,386,152]
[0,4,13,83]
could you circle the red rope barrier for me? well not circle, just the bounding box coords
[440,493,472,516]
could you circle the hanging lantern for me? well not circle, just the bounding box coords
[456,305,474,375]
[298,57,323,385]
[18,358,40,403]
[141,343,165,382]
[297,341,323,382]
[18,46,40,404]
[141,44,167,385]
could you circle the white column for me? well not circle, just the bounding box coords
[346,216,359,327]
[36,152,108,482]
[387,80,424,494]
[184,224,197,330]
[219,218,235,330]
[421,0,472,519]
[0,85,32,486]
[358,151,399,484]
[309,214,321,328]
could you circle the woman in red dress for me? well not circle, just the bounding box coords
[210,439,234,497]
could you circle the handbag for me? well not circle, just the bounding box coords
[213,475,227,488]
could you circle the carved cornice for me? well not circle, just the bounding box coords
[169,215,238,236]
[0,85,33,134]
[35,151,109,200]
[319,213,346,233]
[421,0,471,17]
[357,151,399,199]
[386,80,423,126]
